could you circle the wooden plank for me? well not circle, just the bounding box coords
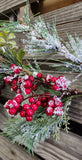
[30,2,82,41]
[0,103,9,130]
[57,21,82,41]
[0,0,26,14]
[31,2,82,25]
[0,135,41,160]
[34,131,82,160]
[30,0,81,15]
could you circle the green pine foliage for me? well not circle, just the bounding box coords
[3,95,70,153]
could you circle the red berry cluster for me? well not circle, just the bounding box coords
[4,94,23,115]
[4,64,71,121]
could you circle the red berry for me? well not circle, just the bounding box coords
[55,101,63,107]
[37,73,43,78]
[11,64,17,69]
[4,76,12,83]
[51,77,57,82]
[26,116,33,121]
[29,97,35,103]
[29,76,34,82]
[25,88,31,94]
[36,101,41,107]
[14,67,21,74]
[48,99,55,107]
[24,80,33,88]
[53,95,58,101]
[31,84,37,90]
[14,103,20,109]
[46,107,54,116]
[58,76,64,79]
[12,85,18,91]
[12,79,17,85]
[54,107,63,116]
[9,108,17,115]
[45,74,52,82]
[20,110,26,117]
[53,85,60,91]
[42,102,47,108]
[31,104,38,111]
[14,94,23,103]
[26,109,34,116]
[18,77,22,83]
[23,104,30,110]
[41,97,47,102]
[6,105,10,109]
[8,99,17,108]
[16,89,22,94]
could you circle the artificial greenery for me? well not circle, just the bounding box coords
[0,1,82,155]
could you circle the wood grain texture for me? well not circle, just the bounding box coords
[0,135,41,160]
[30,0,81,15]
[0,103,9,130]
[31,2,82,25]
[34,131,82,160]
[30,2,82,41]
[0,0,26,14]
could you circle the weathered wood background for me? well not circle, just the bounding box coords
[0,0,26,14]
[0,1,82,160]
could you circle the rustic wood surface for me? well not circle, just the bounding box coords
[35,131,82,160]
[31,2,82,41]
[0,0,26,14]
[30,0,81,15]
[0,135,41,160]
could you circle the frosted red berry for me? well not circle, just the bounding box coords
[26,116,33,121]
[54,107,63,116]
[12,85,18,91]
[11,64,17,69]
[14,68,21,74]
[4,76,12,83]
[53,85,60,91]
[16,89,22,94]
[48,99,55,107]
[51,77,57,82]
[14,94,23,103]
[46,107,54,116]
[14,103,20,109]
[37,73,43,78]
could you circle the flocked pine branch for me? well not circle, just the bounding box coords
[21,17,61,55]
